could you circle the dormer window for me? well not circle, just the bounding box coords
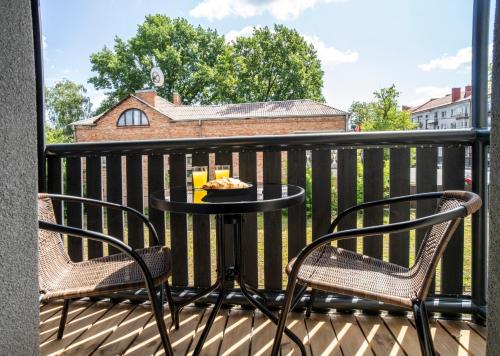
[117,109,149,127]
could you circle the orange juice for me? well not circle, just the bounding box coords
[215,169,230,179]
[193,170,208,188]
[193,189,207,203]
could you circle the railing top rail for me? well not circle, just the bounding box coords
[45,128,490,157]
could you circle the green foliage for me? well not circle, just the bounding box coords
[45,79,92,136]
[89,17,325,111]
[45,125,73,144]
[349,85,416,131]
[219,25,324,103]
[90,16,226,106]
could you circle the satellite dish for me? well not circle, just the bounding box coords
[150,67,164,87]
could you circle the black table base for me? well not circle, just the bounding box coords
[171,214,306,356]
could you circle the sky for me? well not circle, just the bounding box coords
[40,0,495,112]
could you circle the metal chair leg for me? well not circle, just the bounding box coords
[57,299,70,339]
[164,280,178,330]
[413,301,436,356]
[271,278,301,356]
[306,289,317,318]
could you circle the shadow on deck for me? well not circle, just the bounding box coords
[39,300,486,355]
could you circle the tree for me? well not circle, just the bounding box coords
[349,85,416,131]
[89,15,227,110]
[89,17,325,111]
[217,25,324,103]
[45,79,92,136]
[44,125,72,144]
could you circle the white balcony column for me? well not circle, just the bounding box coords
[0,0,39,353]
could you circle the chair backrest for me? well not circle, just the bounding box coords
[38,194,71,294]
[411,191,481,300]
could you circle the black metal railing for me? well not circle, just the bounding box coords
[44,128,489,318]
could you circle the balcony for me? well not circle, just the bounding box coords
[38,128,489,354]
[1,0,497,354]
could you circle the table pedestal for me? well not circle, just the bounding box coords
[172,214,306,355]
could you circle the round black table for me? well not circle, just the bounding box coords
[150,184,306,355]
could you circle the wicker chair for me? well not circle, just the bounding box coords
[38,194,176,355]
[271,191,482,356]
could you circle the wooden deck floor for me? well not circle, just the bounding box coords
[40,300,487,355]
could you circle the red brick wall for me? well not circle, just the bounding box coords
[75,96,346,142]
[75,96,345,183]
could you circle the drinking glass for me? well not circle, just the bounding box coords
[192,166,208,189]
[193,189,207,203]
[215,165,231,179]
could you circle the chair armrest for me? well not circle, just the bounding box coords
[39,220,159,291]
[290,203,467,280]
[328,191,444,233]
[46,194,161,246]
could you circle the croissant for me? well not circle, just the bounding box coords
[202,177,250,190]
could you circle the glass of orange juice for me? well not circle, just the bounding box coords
[215,165,231,179]
[192,166,208,189]
[193,189,207,203]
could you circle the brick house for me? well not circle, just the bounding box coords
[73,89,347,141]
[72,89,347,182]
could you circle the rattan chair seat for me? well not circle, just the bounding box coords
[287,246,419,308]
[40,246,171,301]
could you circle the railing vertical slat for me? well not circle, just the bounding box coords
[287,149,307,260]
[441,146,465,295]
[216,151,235,288]
[416,147,438,295]
[106,155,123,255]
[86,156,103,258]
[169,153,188,286]
[312,149,331,239]
[239,151,258,287]
[148,154,165,245]
[363,149,384,259]
[263,150,282,290]
[47,156,62,224]
[389,148,410,267]
[337,149,357,251]
[66,157,83,261]
[416,148,438,251]
[126,155,144,249]
[192,152,211,287]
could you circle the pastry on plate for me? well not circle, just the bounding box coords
[202,177,250,190]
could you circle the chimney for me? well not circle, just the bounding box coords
[464,85,472,98]
[451,87,461,102]
[172,91,182,106]
[135,89,156,106]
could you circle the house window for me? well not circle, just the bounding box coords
[451,123,457,129]
[441,111,446,118]
[117,109,149,127]
[434,112,438,118]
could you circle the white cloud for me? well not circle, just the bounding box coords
[303,35,358,65]
[415,86,451,98]
[418,47,472,71]
[88,90,107,109]
[190,0,347,21]
[405,86,451,107]
[225,25,260,42]
[42,35,48,50]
